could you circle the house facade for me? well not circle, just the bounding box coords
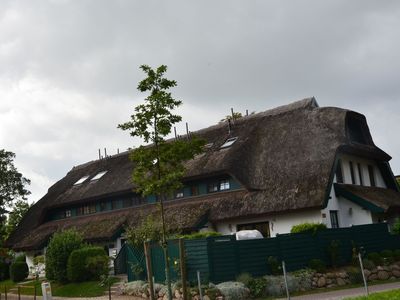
[6,97,400,271]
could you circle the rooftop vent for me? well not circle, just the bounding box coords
[74,175,90,185]
[220,137,238,149]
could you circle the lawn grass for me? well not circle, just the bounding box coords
[344,288,400,299]
[1,277,120,297]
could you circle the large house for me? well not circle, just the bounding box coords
[6,97,400,270]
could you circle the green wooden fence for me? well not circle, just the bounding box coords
[120,223,400,283]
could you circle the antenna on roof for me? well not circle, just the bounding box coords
[246,109,249,116]
[186,122,190,140]
[117,148,120,154]
[98,149,101,160]
[174,127,177,140]
[231,108,235,123]
[227,119,232,135]
[104,148,107,158]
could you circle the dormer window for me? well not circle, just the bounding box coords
[74,175,90,185]
[175,190,184,198]
[65,210,71,218]
[220,179,230,191]
[220,137,238,149]
[91,171,107,181]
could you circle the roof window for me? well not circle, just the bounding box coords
[74,175,90,185]
[220,137,238,149]
[91,171,108,181]
[204,143,213,149]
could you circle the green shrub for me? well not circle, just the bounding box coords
[393,249,400,261]
[346,266,363,284]
[380,250,394,265]
[362,259,375,270]
[15,255,26,262]
[216,282,250,300]
[290,223,327,234]
[267,256,281,275]
[67,246,107,282]
[0,261,9,281]
[236,272,253,286]
[45,229,84,282]
[9,261,28,282]
[392,218,400,234]
[179,231,221,240]
[367,252,383,266]
[308,259,326,273]
[248,277,267,298]
[86,255,110,280]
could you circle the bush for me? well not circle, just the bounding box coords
[265,274,298,297]
[392,218,400,234]
[45,229,84,282]
[247,277,267,298]
[308,259,326,273]
[86,255,110,280]
[267,256,281,275]
[367,252,383,266]
[290,223,327,234]
[393,249,400,261]
[236,272,253,286]
[67,246,107,282]
[179,231,221,240]
[291,268,314,291]
[362,259,375,270]
[216,282,250,300]
[0,261,9,281]
[15,255,26,262]
[346,266,363,284]
[9,261,28,282]
[380,250,394,265]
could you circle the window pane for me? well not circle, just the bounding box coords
[336,160,343,183]
[368,165,376,187]
[330,210,339,228]
[208,183,218,193]
[220,137,238,149]
[357,163,363,186]
[349,161,356,184]
[220,179,230,191]
[91,171,108,181]
[74,175,90,185]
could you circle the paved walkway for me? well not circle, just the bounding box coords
[283,281,400,300]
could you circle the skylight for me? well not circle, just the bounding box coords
[74,175,90,185]
[220,137,238,149]
[91,171,108,181]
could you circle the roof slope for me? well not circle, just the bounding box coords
[6,97,396,250]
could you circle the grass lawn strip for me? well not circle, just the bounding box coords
[1,277,119,297]
[343,288,400,299]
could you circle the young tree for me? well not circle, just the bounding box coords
[5,200,31,239]
[118,65,204,300]
[0,150,30,245]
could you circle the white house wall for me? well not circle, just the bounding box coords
[215,209,322,237]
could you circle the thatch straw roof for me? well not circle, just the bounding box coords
[6,97,399,250]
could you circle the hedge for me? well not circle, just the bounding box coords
[10,261,28,282]
[67,246,108,282]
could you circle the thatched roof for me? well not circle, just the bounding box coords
[334,183,400,212]
[7,97,399,250]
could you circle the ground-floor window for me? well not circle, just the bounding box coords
[330,210,339,228]
[237,221,270,238]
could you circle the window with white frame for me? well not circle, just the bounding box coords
[220,137,238,149]
[219,179,230,191]
[65,210,72,218]
[91,171,107,181]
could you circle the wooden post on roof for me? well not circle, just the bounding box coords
[179,238,188,300]
[144,241,155,300]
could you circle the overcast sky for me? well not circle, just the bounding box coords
[1,0,399,203]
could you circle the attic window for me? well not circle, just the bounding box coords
[74,175,90,185]
[220,137,238,149]
[91,171,107,181]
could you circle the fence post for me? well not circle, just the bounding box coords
[144,241,156,300]
[282,261,290,300]
[34,284,37,300]
[4,285,7,300]
[358,251,369,296]
[179,239,188,300]
[18,286,20,300]
[197,270,203,300]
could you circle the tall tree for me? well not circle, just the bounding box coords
[0,150,30,244]
[118,65,204,300]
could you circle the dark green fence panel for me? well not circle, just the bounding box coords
[126,245,147,282]
[124,223,400,283]
[184,239,210,282]
[237,238,279,276]
[149,240,180,283]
